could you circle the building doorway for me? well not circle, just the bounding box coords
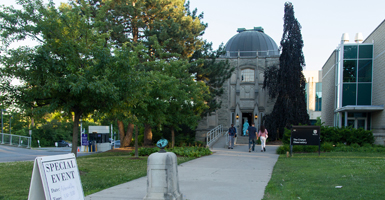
[347,118,367,130]
[241,113,253,136]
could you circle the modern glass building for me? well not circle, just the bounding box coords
[303,70,322,125]
[322,19,385,145]
[334,42,376,129]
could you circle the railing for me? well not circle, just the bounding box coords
[221,50,280,58]
[206,125,224,148]
[1,133,31,148]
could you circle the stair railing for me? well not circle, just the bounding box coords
[206,125,224,148]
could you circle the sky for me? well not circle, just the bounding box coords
[2,0,385,71]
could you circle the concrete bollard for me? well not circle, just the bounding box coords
[143,151,183,200]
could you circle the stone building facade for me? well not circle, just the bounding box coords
[196,27,279,141]
[321,19,385,145]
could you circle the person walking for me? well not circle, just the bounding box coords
[228,124,237,149]
[258,125,268,152]
[247,123,257,152]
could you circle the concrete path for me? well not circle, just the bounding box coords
[0,144,93,162]
[85,136,280,200]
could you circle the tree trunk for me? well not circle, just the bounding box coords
[144,123,152,146]
[71,112,81,157]
[171,127,175,148]
[135,124,138,157]
[117,120,134,147]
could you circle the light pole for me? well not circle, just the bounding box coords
[1,109,6,133]
[9,115,12,134]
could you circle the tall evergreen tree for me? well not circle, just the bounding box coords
[263,2,309,140]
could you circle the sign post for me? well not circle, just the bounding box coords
[290,126,321,156]
[28,153,84,200]
[81,134,88,147]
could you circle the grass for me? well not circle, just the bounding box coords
[0,151,195,200]
[263,152,385,200]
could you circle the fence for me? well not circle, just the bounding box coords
[221,50,280,58]
[206,125,224,148]
[0,133,31,148]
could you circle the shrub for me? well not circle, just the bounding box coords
[129,146,212,158]
[276,144,290,154]
[292,145,304,152]
[130,147,159,156]
[363,143,372,148]
[303,145,318,152]
[351,143,360,148]
[282,128,291,145]
[320,126,374,146]
[321,142,334,152]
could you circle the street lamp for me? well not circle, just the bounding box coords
[9,115,12,134]
[1,109,6,133]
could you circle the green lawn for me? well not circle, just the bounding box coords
[263,152,385,200]
[0,152,195,200]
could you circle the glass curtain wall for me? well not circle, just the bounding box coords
[342,44,373,106]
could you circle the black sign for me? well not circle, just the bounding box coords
[291,126,320,146]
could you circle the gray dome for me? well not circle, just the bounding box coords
[225,27,279,57]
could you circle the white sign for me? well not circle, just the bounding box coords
[88,126,110,134]
[28,153,84,200]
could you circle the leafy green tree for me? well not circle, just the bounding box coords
[263,2,309,140]
[189,42,234,116]
[0,0,129,156]
[78,0,208,145]
[78,0,232,145]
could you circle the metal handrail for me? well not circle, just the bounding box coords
[1,133,31,148]
[220,50,280,58]
[206,125,224,148]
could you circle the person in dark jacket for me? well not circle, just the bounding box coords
[247,123,257,152]
[228,124,237,149]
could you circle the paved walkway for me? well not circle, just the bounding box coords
[85,136,280,200]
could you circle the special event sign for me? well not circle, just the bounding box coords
[28,153,84,200]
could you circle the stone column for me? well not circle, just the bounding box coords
[144,151,182,200]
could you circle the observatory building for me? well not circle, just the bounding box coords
[196,27,280,140]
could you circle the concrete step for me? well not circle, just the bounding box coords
[235,136,249,144]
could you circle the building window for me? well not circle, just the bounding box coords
[341,44,373,107]
[305,83,308,108]
[344,45,357,59]
[315,83,322,111]
[343,60,357,82]
[241,69,254,82]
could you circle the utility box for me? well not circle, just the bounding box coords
[143,152,183,200]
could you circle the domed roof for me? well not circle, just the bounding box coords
[225,27,279,57]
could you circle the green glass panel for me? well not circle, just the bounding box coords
[358,60,372,82]
[343,60,357,82]
[315,83,322,111]
[359,45,373,59]
[342,83,356,106]
[305,83,308,105]
[357,83,371,105]
[344,45,357,59]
